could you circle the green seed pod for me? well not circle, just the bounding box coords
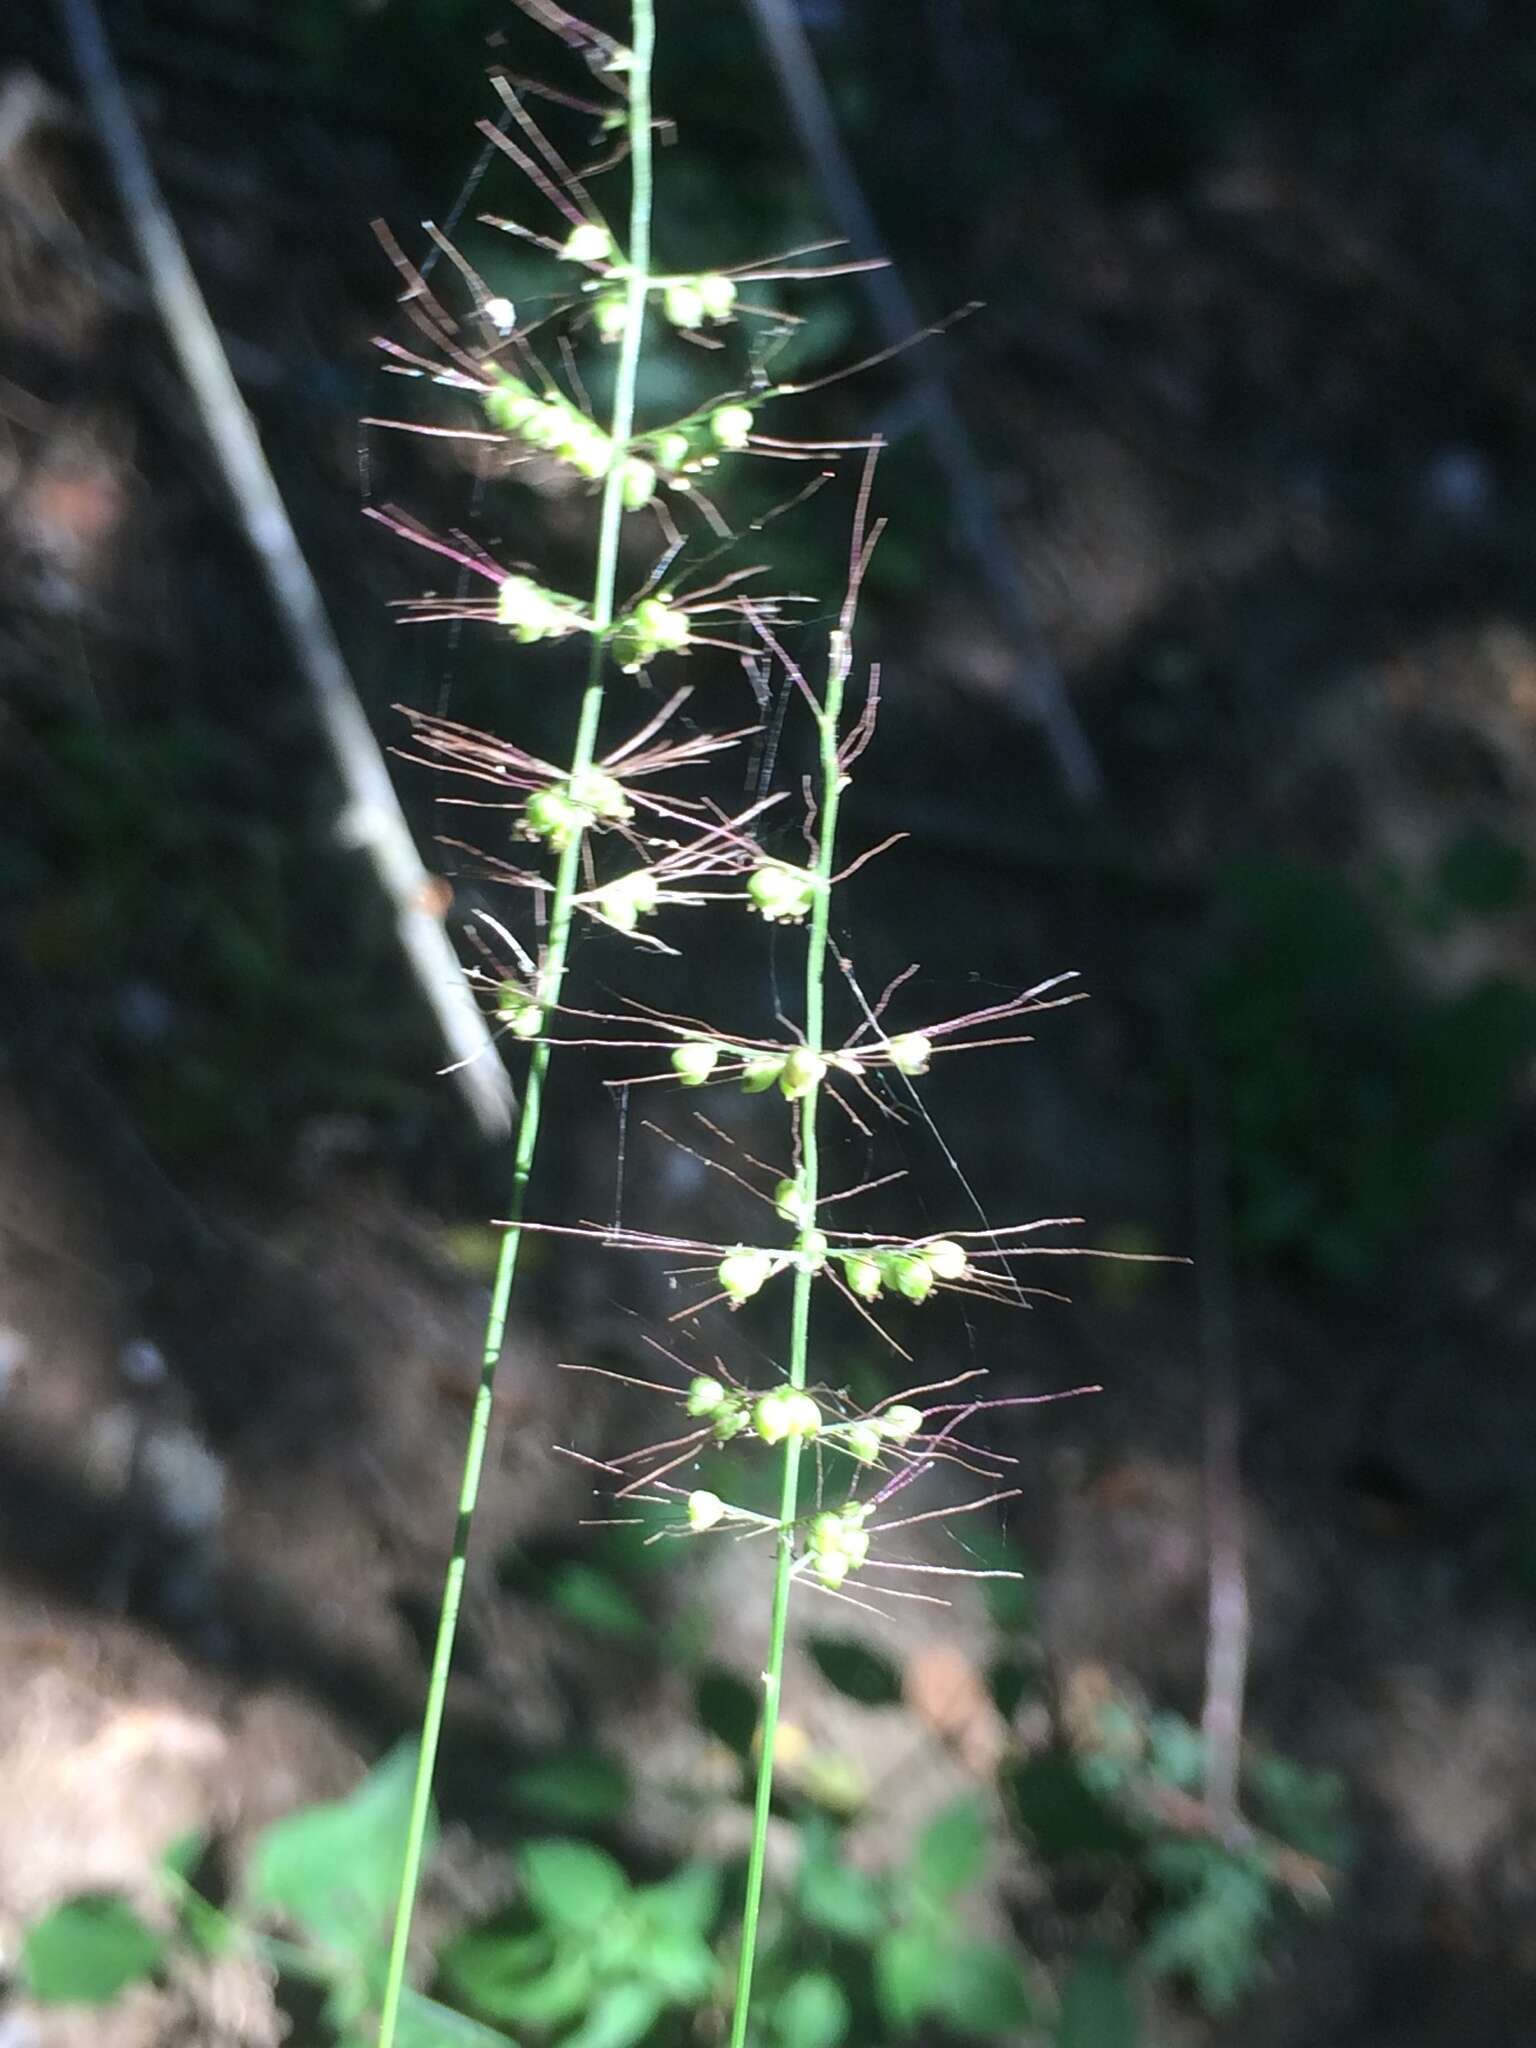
[595,868,659,933]
[663,280,705,329]
[921,1239,969,1281]
[747,862,818,924]
[686,1375,726,1416]
[779,1047,828,1101]
[561,220,613,265]
[740,1053,785,1094]
[783,1391,822,1438]
[671,1039,723,1087]
[687,1489,726,1532]
[885,1032,932,1076]
[878,1403,924,1444]
[842,1253,884,1302]
[496,985,544,1041]
[710,403,755,450]
[697,273,738,319]
[523,786,584,849]
[774,1177,809,1226]
[753,1388,793,1444]
[497,574,585,643]
[568,769,631,821]
[620,457,657,510]
[719,1247,776,1307]
[845,1422,882,1464]
[713,1402,749,1441]
[880,1252,935,1303]
[593,292,629,342]
[650,430,691,473]
[611,595,692,673]
[797,1229,829,1272]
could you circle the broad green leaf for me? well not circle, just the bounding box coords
[510,1750,631,1826]
[798,1828,886,1941]
[806,1633,903,1707]
[874,1925,945,2033]
[246,1743,428,1949]
[912,1794,987,1901]
[561,1979,664,2048]
[774,1970,849,2048]
[439,1928,590,2029]
[360,1987,517,2048]
[1140,1853,1272,2013]
[1004,1754,1141,1861]
[944,1942,1035,2037]
[638,1860,722,1938]
[547,1563,647,1640]
[519,1839,630,1933]
[636,1927,716,2003]
[1057,1948,1137,2048]
[695,1665,760,1758]
[22,1894,167,2004]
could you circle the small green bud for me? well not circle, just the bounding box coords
[663,280,705,329]
[878,1404,924,1444]
[523,785,584,850]
[650,430,691,473]
[672,1039,723,1086]
[879,1251,935,1303]
[620,456,656,509]
[755,1388,820,1444]
[611,595,692,673]
[779,1047,827,1100]
[775,1177,810,1226]
[740,1053,785,1094]
[747,862,819,924]
[842,1253,884,1302]
[568,769,631,821]
[845,1422,882,1465]
[496,984,544,1040]
[797,1230,829,1272]
[497,574,585,643]
[594,868,659,933]
[593,292,629,343]
[561,220,612,265]
[719,1247,776,1306]
[483,375,542,433]
[710,404,754,450]
[698,273,738,319]
[885,1032,932,1076]
[687,1489,726,1532]
[713,1402,749,1441]
[687,1375,726,1417]
[921,1239,969,1281]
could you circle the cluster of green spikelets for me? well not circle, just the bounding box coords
[372,8,1091,2048]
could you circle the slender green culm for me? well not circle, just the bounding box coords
[373,10,656,2043]
[728,566,861,2048]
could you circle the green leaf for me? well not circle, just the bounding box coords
[695,1665,761,1758]
[1141,1849,1272,2013]
[509,1749,631,1826]
[561,1979,664,2048]
[638,1860,722,1938]
[1004,1754,1142,1861]
[806,1633,903,1707]
[373,1988,517,2048]
[635,1927,716,2003]
[774,1970,850,2048]
[1057,1948,1137,2048]
[246,1743,427,1949]
[159,1830,206,1883]
[546,1563,648,1640]
[798,1826,886,1941]
[438,1926,589,2029]
[874,1925,945,2032]
[519,1839,630,1933]
[22,1894,167,2004]
[944,1942,1035,2037]
[912,1794,987,1901]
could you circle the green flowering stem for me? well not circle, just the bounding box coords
[373,8,656,2045]
[728,616,854,2048]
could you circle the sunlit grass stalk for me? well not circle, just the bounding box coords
[374,9,656,2042]
[727,611,855,2048]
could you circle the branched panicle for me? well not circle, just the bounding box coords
[373,11,1105,2048]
